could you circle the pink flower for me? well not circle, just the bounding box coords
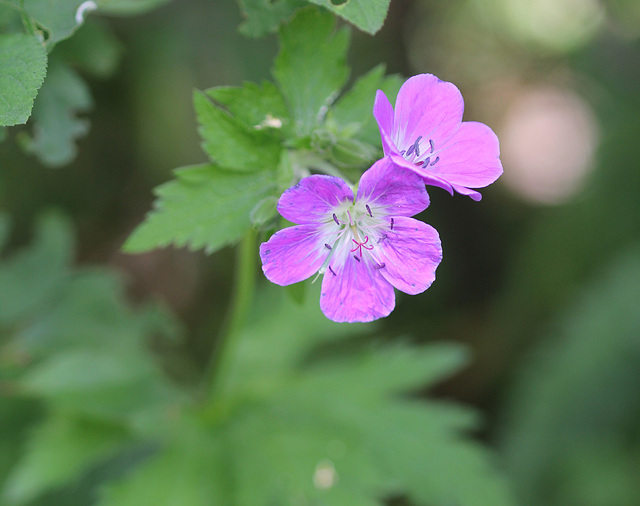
[374,73,503,201]
[260,157,442,323]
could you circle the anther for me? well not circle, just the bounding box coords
[333,213,340,225]
[366,204,373,217]
[390,218,394,230]
[377,234,387,244]
[328,265,337,276]
[374,262,386,269]
[423,157,430,166]
[324,243,332,250]
[353,255,361,262]
[429,139,434,153]
[405,144,415,157]
[414,136,422,157]
[430,156,439,166]
[416,161,424,166]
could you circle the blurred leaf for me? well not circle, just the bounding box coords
[249,195,278,228]
[123,163,276,254]
[2,415,130,505]
[194,90,282,172]
[273,7,350,136]
[22,0,88,45]
[236,0,306,38]
[501,244,640,506]
[55,19,123,78]
[0,213,73,325]
[205,80,290,133]
[0,212,10,252]
[0,33,47,127]
[329,64,402,146]
[308,0,391,35]
[105,286,514,505]
[19,60,92,167]
[95,0,172,15]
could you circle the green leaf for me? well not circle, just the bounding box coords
[0,212,73,325]
[95,0,172,15]
[236,0,306,38]
[123,163,277,254]
[22,0,89,45]
[0,212,10,252]
[205,81,290,133]
[19,60,92,167]
[273,7,350,136]
[308,0,391,35]
[329,64,403,146]
[194,90,282,172]
[0,33,47,127]
[2,415,130,504]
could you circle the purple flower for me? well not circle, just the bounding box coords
[260,157,442,323]
[374,73,503,201]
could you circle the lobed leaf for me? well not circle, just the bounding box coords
[237,0,306,38]
[0,33,47,127]
[273,7,350,136]
[123,163,277,254]
[308,0,391,35]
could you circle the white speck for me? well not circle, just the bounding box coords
[313,460,338,489]
[254,114,282,130]
[75,1,98,25]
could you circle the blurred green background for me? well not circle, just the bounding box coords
[1,0,640,504]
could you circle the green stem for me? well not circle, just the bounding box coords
[207,228,258,399]
[17,0,35,36]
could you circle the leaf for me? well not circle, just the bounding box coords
[0,33,47,127]
[2,415,130,505]
[273,7,350,136]
[95,0,172,15]
[22,0,88,45]
[500,244,640,506]
[19,60,92,167]
[0,212,10,252]
[123,163,277,254]
[236,0,306,38]
[205,80,290,133]
[329,64,403,146]
[0,212,73,325]
[308,0,391,35]
[194,91,282,172]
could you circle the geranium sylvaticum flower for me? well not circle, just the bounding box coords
[260,157,442,323]
[374,73,503,201]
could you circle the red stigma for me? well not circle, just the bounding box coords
[350,236,373,257]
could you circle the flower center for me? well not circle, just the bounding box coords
[401,136,440,168]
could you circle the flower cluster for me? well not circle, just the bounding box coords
[260,74,503,322]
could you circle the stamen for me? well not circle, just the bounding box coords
[333,213,340,225]
[400,150,406,155]
[390,218,394,230]
[416,161,424,166]
[430,156,439,166]
[429,139,434,153]
[365,204,373,217]
[414,136,422,157]
[405,144,415,157]
[328,265,337,276]
[374,262,386,269]
[423,157,430,166]
[347,210,353,226]
[353,255,361,262]
[324,243,332,250]
[377,234,387,244]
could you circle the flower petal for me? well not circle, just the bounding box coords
[277,175,354,224]
[373,90,398,156]
[393,74,464,151]
[425,121,502,194]
[260,224,326,285]
[357,157,430,217]
[377,217,442,295]
[320,256,395,323]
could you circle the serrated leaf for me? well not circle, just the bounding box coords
[273,7,350,136]
[205,80,289,133]
[237,0,306,38]
[195,90,282,172]
[2,415,130,504]
[308,0,391,35]
[123,163,277,254]
[18,60,92,167]
[0,33,47,126]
